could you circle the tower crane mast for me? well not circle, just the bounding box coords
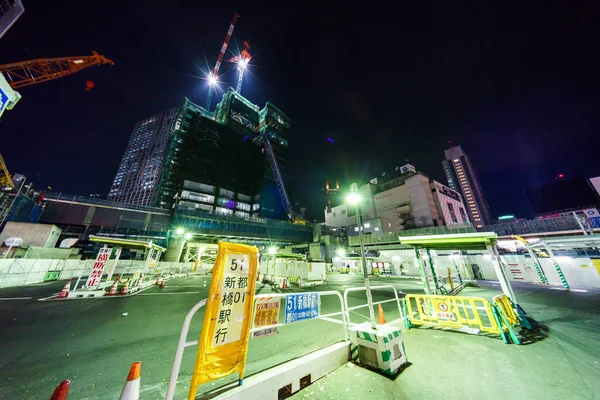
[0,51,114,89]
[229,41,251,95]
[206,13,239,111]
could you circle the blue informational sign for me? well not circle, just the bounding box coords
[0,86,9,115]
[589,216,600,228]
[285,293,319,323]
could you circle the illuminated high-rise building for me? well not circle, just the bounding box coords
[442,145,491,228]
[108,106,179,206]
[0,0,24,39]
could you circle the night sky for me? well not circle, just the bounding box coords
[1,1,599,221]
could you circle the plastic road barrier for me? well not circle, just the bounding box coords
[404,294,499,335]
[404,294,528,344]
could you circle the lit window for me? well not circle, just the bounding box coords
[454,159,459,162]
[388,223,391,227]
[374,227,379,231]
[364,223,371,228]
[355,227,359,232]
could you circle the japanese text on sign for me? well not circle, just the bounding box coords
[285,293,319,323]
[85,247,111,287]
[252,298,280,338]
[213,253,251,347]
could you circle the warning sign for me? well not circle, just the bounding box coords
[253,297,280,338]
[85,247,111,287]
[434,299,455,320]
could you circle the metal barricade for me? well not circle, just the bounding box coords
[343,285,404,327]
[405,294,500,335]
[250,291,349,340]
[166,290,348,400]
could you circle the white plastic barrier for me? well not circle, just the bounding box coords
[0,259,194,289]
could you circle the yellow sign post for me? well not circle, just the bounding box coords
[188,242,259,400]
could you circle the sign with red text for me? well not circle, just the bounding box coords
[252,297,281,338]
[85,247,111,287]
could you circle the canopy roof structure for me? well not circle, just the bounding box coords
[398,232,499,251]
[89,235,166,252]
[527,234,600,250]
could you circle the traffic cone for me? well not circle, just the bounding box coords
[57,280,72,299]
[119,361,141,400]
[49,379,70,400]
[159,277,165,289]
[108,279,119,296]
[378,304,386,324]
[155,277,160,285]
[120,281,129,295]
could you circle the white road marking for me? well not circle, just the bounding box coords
[571,289,588,293]
[0,297,32,300]
[550,287,564,290]
[521,291,534,296]
[137,291,201,296]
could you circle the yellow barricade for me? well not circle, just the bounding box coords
[405,294,500,335]
[493,294,519,326]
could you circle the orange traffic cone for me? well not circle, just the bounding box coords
[159,278,165,289]
[49,379,70,400]
[378,304,386,324]
[155,277,160,285]
[108,276,120,296]
[119,361,141,400]
[57,280,72,299]
[120,281,129,295]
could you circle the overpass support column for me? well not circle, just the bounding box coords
[486,244,518,305]
[543,244,570,290]
[164,238,185,262]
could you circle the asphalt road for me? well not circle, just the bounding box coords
[0,275,598,399]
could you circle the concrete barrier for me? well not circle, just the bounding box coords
[211,342,349,400]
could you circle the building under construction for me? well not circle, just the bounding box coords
[108,88,292,220]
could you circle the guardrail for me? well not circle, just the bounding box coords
[343,285,404,327]
[250,291,349,340]
[167,290,348,399]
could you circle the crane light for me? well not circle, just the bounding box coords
[207,74,218,86]
[238,58,249,70]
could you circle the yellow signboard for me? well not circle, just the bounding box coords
[188,242,259,400]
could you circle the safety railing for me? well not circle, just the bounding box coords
[250,291,349,340]
[167,290,348,399]
[166,298,207,400]
[404,294,499,335]
[343,285,404,327]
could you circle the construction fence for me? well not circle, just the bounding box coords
[0,258,194,289]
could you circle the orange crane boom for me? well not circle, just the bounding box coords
[0,51,114,89]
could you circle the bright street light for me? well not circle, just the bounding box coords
[346,192,361,205]
[175,228,185,235]
[336,248,346,257]
[268,246,278,255]
[184,233,192,240]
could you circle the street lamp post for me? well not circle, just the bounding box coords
[347,183,377,329]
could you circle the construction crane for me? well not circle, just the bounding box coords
[0,51,114,89]
[229,41,251,95]
[0,154,14,190]
[261,133,305,225]
[206,13,239,111]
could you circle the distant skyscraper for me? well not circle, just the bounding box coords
[442,145,491,227]
[0,0,24,39]
[108,106,179,206]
